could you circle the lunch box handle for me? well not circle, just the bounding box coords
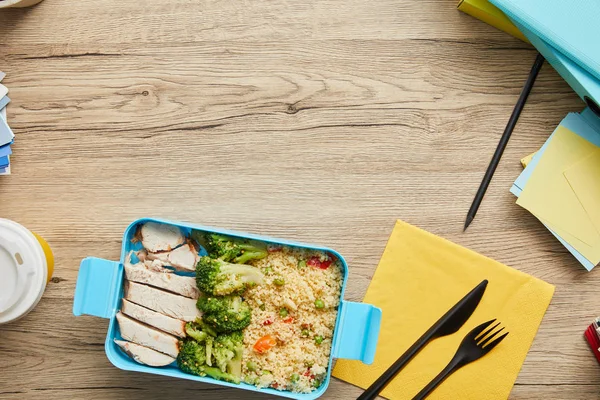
[332,301,382,365]
[73,257,122,319]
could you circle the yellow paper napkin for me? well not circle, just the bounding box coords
[333,220,554,400]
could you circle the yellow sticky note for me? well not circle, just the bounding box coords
[332,220,554,400]
[516,127,600,262]
[520,151,537,168]
[531,212,598,261]
[564,150,600,234]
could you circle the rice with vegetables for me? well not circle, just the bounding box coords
[243,247,343,393]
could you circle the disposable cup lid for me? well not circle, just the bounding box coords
[0,219,47,324]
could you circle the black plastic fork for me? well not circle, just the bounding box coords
[412,319,509,400]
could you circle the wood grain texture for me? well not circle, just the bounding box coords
[0,0,598,399]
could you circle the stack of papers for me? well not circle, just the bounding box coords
[0,71,12,175]
[511,108,600,270]
[584,317,600,365]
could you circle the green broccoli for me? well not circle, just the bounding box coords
[185,322,207,343]
[177,339,240,384]
[177,339,206,374]
[192,231,268,264]
[185,319,217,340]
[197,295,252,333]
[212,338,235,373]
[196,256,264,296]
[212,331,244,379]
[205,336,214,366]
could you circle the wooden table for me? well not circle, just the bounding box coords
[0,0,597,398]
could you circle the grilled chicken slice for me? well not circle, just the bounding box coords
[124,281,202,322]
[141,243,199,272]
[121,299,186,338]
[114,339,176,367]
[143,259,172,273]
[135,251,173,273]
[124,260,199,299]
[140,222,185,253]
[115,312,179,358]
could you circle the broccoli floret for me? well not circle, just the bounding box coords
[213,331,244,380]
[213,339,236,373]
[197,295,252,333]
[177,339,240,384]
[185,322,208,343]
[177,339,207,375]
[202,365,240,384]
[205,336,214,366]
[196,256,264,296]
[192,232,268,264]
[185,319,218,340]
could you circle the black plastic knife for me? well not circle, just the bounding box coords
[357,279,489,400]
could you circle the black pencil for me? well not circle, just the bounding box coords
[464,52,545,231]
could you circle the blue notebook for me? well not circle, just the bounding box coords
[0,95,9,111]
[491,0,600,111]
[490,0,600,79]
[0,144,12,158]
[0,113,13,146]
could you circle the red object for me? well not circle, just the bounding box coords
[307,256,333,269]
[262,318,273,326]
[253,334,277,353]
[268,246,282,253]
[283,317,294,323]
[584,324,600,364]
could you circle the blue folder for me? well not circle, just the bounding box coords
[0,96,9,111]
[0,144,12,158]
[0,115,13,146]
[490,0,600,113]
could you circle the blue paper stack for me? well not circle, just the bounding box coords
[0,71,13,175]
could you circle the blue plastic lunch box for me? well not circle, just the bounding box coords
[73,217,382,399]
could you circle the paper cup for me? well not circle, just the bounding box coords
[0,218,54,324]
[0,0,44,8]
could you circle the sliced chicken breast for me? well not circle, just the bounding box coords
[136,251,173,273]
[143,259,172,273]
[124,261,199,299]
[143,243,199,272]
[140,222,185,253]
[115,312,179,358]
[124,281,202,322]
[114,339,176,367]
[121,299,186,338]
